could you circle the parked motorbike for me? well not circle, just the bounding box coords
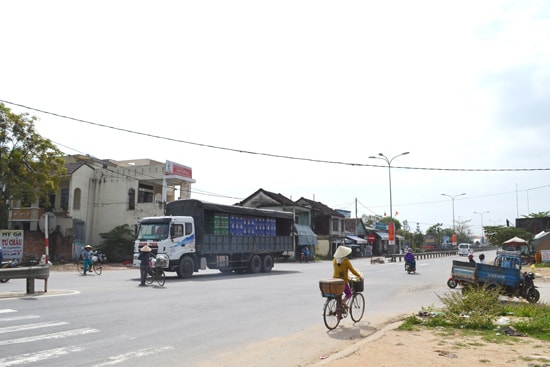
[405,260,416,274]
[519,271,540,303]
[0,259,19,283]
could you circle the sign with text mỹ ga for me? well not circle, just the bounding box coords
[0,230,24,260]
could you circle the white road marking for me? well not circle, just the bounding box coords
[0,346,84,367]
[0,327,99,346]
[0,315,40,322]
[92,346,175,366]
[0,321,68,334]
[0,310,16,314]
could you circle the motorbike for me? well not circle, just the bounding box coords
[447,276,463,289]
[518,271,540,303]
[0,259,19,283]
[405,260,416,274]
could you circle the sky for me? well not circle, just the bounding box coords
[1,1,549,235]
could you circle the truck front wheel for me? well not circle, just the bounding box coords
[177,257,195,278]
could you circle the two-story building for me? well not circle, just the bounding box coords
[295,197,346,258]
[7,155,195,261]
[237,189,318,260]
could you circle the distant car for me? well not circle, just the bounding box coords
[457,243,472,256]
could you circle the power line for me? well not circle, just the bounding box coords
[2,99,550,172]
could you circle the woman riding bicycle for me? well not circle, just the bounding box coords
[332,246,363,307]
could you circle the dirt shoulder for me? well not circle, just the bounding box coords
[317,322,550,367]
[316,267,550,367]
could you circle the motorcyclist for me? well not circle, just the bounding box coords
[404,248,416,271]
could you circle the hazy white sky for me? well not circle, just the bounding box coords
[1,0,549,234]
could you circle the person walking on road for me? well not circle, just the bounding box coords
[138,245,153,286]
[81,245,93,275]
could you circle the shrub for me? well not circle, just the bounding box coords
[97,224,135,262]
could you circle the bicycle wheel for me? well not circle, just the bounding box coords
[146,270,154,285]
[77,260,84,274]
[350,293,365,322]
[323,297,340,330]
[156,270,166,286]
[93,263,103,275]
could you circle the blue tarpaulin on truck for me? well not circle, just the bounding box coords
[294,224,317,246]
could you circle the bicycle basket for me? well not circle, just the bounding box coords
[319,278,345,297]
[155,254,169,268]
[350,277,364,292]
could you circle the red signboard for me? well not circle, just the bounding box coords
[388,222,395,241]
[367,233,376,243]
[165,160,193,179]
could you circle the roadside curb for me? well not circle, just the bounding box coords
[0,289,78,299]
[313,320,404,366]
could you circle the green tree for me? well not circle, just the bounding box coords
[522,211,550,218]
[379,216,402,231]
[0,103,66,228]
[484,226,533,247]
[97,224,136,262]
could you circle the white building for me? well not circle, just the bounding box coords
[8,155,195,260]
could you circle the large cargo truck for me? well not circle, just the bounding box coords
[133,199,294,278]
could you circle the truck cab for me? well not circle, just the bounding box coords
[133,216,195,268]
[494,250,522,270]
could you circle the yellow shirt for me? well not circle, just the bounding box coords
[332,258,361,283]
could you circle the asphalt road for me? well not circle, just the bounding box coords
[1,250,545,367]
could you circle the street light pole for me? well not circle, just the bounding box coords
[473,211,489,244]
[369,152,410,252]
[369,152,410,220]
[441,193,466,232]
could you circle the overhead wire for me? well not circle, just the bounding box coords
[3,99,549,223]
[2,99,549,172]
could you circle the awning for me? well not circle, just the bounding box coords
[294,224,318,246]
[346,235,367,244]
[375,231,389,240]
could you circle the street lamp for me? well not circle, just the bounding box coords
[369,152,410,220]
[473,211,489,244]
[441,193,466,232]
[369,152,410,252]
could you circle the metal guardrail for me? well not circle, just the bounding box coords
[385,250,458,262]
[0,266,50,294]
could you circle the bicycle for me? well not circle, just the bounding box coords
[146,254,168,286]
[77,251,107,275]
[146,266,166,286]
[320,277,365,330]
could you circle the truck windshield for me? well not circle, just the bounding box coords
[137,223,170,241]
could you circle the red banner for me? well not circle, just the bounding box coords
[388,222,395,241]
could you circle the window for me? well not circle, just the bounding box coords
[128,189,135,210]
[137,184,154,203]
[60,188,69,211]
[172,224,183,237]
[185,222,193,236]
[73,188,81,210]
[332,218,340,233]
